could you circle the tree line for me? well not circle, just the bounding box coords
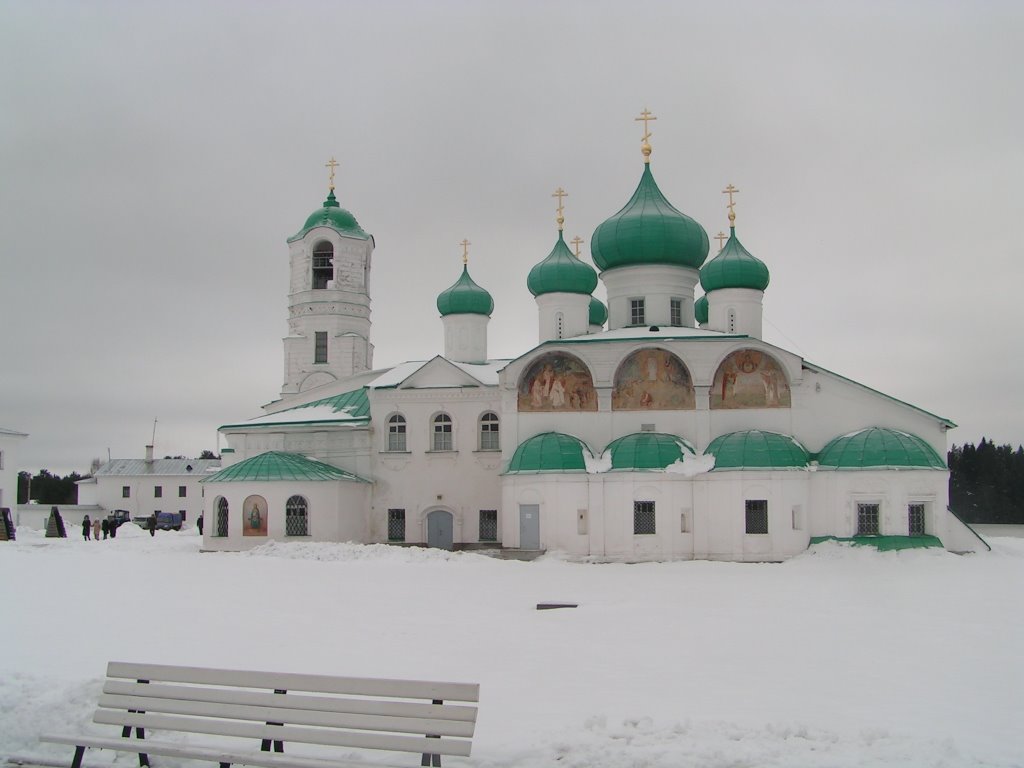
[948,439,1024,524]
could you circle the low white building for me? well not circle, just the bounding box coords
[0,426,28,514]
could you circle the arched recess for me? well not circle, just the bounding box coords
[242,494,268,536]
[612,348,695,410]
[517,352,597,412]
[710,348,791,409]
[312,241,334,289]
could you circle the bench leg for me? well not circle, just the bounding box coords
[421,699,442,767]
[70,746,85,768]
[261,688,286,753]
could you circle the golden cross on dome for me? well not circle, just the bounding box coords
[325,157,340,191]
[552,187,568,230]
[571,235,584,257]
[459,239,471,265]
[635,108,657,162]
[723,183,740,223]
[715,231,728,251]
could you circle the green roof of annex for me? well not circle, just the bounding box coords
[204,451,370,483]
[816,428,946,469]
[289,189,370,243]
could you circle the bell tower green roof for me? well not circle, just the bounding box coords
[700,226,770,292]
[289,189,370,243]
[437,265,494,317]
[527,232,599,296]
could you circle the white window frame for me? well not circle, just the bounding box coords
[630,298,646,326]
[670,297,682,327]
[432,413,453,452]
[479,412,500,451]
[386,414,407,452]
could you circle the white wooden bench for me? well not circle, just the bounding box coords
[40,662,479,768]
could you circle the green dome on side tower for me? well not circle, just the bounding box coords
[437,265,494,317]
[527,232,599,297]
[694,294,708,325]
[700,226,769,292]
[288,189,369,243]
[589,296,608,326]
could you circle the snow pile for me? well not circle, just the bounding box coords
[665,450,716,476]
[583,451,612,473]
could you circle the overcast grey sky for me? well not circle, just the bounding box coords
[1,0,1022,474]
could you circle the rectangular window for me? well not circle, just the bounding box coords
[154,486,162,498]
[745,499,769,534]
[633,500,656,535]
[479,510,498,541]
[670,298,682,326]
[314,331,328,364]
[908,503,926,536]
[0,450,4,470]
[479,414,500,451]
[630,298,646,326]
[179,510,187,522]
[178,485,187,498]
[387,509,406,542]
[122,486,130,498]
[857,503,880,535]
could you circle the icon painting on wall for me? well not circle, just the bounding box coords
[518,352,597,412]
[711,349,790,409]
[242,495,268,536]
[612,348,695,410]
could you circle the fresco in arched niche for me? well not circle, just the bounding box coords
[612,348,695,410]
[711,349,791,409]
[242,494,268,536]
[518,352,597,412]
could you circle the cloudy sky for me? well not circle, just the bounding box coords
[1,0,1021,474]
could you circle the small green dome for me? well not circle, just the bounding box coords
[700,227,769,292]
[694,294,708,325]
[437,265,494,317]
[527,232,599,297]
[816,428,946,470]
[589,296,608,327]
[505,432,592,474]
[288,190,369,242]
[591,164,709,271]
[604,432,696,471]
[706,430,809,470]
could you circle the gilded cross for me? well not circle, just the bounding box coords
[715,231,728,251]
[325,157,340,190]
[634,108,657,142]
[723,184,740,221]
[459,239,471,265]
[570,235,584,257]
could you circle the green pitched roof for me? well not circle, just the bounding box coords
[504,432,592,474]
[605,432,695,471]
[589,296,608,327]
[437,265,494,317]
[816,428,946,470]
[694,294,708,325]
[700,226,770,292]
[527,232,599,296]
[591,163,709,271]
[221,388,370,430]
[707,430,809,470]
[204,451,370,483]
[810,535,944,551]
[288,190,369,243]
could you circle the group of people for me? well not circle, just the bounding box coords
[80,514,122,540]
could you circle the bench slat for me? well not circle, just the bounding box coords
[107,662,479,702]
[97,693,476,737]
[92,710,473,757]
[103,680,478,722]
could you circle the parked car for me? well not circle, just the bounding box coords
[108,510,131,525]
[134,512,183,531]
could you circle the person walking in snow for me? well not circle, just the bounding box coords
[147,514,157,537]
[197,513,204,536]
[101,517,109,539]
[82,515,91,541]
[92,517,101,540]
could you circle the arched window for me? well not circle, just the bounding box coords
[479,412,499,451]
[432,413,453,451]
[312,241,334,289]
[215,497,229,537]
[387,414,407,452]
[285,495,309,536]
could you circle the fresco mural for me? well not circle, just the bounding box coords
[518,352,597,412]
[612,348,695,410]
[711,349,791,409]
[242,494,268,536]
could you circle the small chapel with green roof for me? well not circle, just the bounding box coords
[201,114,986,560]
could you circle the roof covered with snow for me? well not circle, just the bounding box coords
[93,459,221,477]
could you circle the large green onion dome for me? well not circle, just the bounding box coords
[694,294,709,325]
[700,226,769,292]
[527,232,599,296]
[706,430,809,470]
[288,189,369,242]
[437,265,494,317]
[604,432,696,470]
[591,164,709,271]
[505,432,592,473]
[589,296,608,327]
[816,428,946,469]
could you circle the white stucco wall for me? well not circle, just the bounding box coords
[601,264,699,330]
[0,429,27,512]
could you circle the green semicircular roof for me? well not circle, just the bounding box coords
[591,164,709,271]
[437,265,494,316]
[589,296,608,326]
[288,190,369,242]
[706,430,809,470]
[604,432,696,470]
[504,432,592,473]
[527,232,599,296]
[694,294,708,325]
[816,428,946,469]
[203,451,370,483]
[700,226,770,292]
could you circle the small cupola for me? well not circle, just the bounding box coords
[588,296,608,331]
[437,240,493,364]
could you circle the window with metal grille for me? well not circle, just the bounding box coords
[633,500,655,534]
[479,509,498,541]
[215,497,229,537]
[432,413,453,451]
[285,495,309,536]
[154,486,162,498]
[387,414,407,451]
[630,298,646,326]
[122,486,130,498]
[670,298,682,326]
[314,331,328,364]
[745,499,768,534]
[479,412,499,451]
[388,509,405,541]
[178,485,187,498]
[857,503,880,535]
[908,503,926,536]
[312,242,333,289]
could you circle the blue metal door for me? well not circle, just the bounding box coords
[426,510,454,550]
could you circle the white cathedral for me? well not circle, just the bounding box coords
[201,118,985,560]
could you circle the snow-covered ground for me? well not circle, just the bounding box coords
[3,525,1022,767]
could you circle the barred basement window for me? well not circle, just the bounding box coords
[908,503,926,536]
[215,497,229,537]
[633,500,655,534]
[285,495,309,536]
[479,509,498,541]
[122,486,130,498]
[432,413,453,451]
[154,486,162,498]
[388,509,406,542]
[387,414,407,452]
[857,503,880,535]
[630,298,646,326]
[745,499,768,534]
[312,241,333,289]
[178,485,187,498]
[314,331,328,364]
[670,298,682,326]
[479,412,499,451]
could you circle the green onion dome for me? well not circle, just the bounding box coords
[505,432,592,473]
[589,296,608,327]
[694,294,708,325]
[527,232,599,296]
[706,430,809,470]
[288,189,369,242]
[604,432,696,470]
[816,428,946,470]
[591,164,709,271]
[437,265,494,317]
[700,226,769,292]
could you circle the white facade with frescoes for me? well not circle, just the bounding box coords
[201,121,987,559]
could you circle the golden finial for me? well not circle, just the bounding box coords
[552,187,568,231]
[723,183,740,225]
[325,157,340,191]
[635,108,657,163]
[459,239,471,265]
[715,231,728,251]
[570,235,584,258]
